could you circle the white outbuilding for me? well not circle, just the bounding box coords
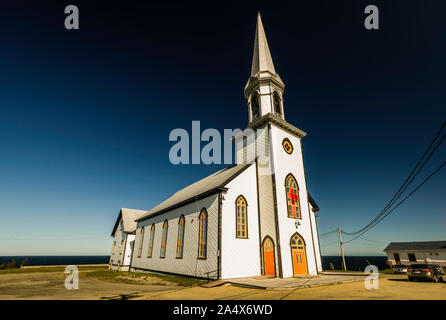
[110,208,148,271]
[384,241,446,267]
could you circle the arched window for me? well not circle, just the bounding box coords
[285,174,301,218]
[251,93,260,119]
[198,209,208,259]
[290,233,305,248]
[176,216,185,258]
[119,240,124,255]
[160,220,168,258]
[147,224,155,258]
[273,92,281,115]
[112,241,116,255]
[235,196,248,239]
[137,227,144,258]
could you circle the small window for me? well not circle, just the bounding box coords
[198,209,208,259]
[160,220,168,258]
[282,138,293,154]
[408,253,417,262]
[236,196,248,239]
[147,224,155,258]
[176,216,185,258]
[273,92,281,115]
[251,93,260,119]
[137,227,144,258]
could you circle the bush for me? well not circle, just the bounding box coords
[6,259,16,269]
[20,258,29,267]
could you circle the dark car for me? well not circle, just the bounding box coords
[407,264,445,282]
[392,264,408,274]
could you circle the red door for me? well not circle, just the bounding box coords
[263,237,276,276]
[291,234,308,275]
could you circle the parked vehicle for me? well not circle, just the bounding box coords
[407,264,445,282]
[392,264,408,274]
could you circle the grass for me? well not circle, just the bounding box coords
[326,268,446,274]
[323,268,397,274]
[85,269,208,287]
[0,265,108,275]
[322,270,366,273]
[380,268,395,274]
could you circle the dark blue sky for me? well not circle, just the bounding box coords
[0,1,444,256]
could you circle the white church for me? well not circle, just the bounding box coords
[109,13,322,279]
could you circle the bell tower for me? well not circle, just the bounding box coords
[236,13,322,278]
[245,13,285,123]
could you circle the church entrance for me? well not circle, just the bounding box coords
[262,236,276,276]
[290,233,307,275]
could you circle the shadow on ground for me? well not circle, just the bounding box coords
[100,292,144,300]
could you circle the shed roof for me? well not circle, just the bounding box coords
[384,241,446,252]
[111,208,148,236]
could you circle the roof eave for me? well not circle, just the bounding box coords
[110,210,123,237]
[307,193,320,212]
[136,187,228,223]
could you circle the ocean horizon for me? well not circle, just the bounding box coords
[1,255,389,270]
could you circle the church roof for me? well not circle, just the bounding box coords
[136,163,253,222]
[246,113,307,138]
[251,12,276,76]
[111,208,148,236]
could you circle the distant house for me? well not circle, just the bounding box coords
[384,241,446,267]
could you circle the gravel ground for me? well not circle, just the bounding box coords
[0,272,444,300]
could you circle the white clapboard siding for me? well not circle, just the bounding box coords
[131,194,219,278]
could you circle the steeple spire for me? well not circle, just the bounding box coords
[250,12,276,76]
[244,13,285,123]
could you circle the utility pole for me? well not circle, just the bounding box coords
[338,228,347,271]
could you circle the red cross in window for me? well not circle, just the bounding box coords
[288,188,299,205]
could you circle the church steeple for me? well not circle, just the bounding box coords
[245,13,285,123]
[250,12,276,76]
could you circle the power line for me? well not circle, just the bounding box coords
[355,237,387,244]
[320,240,339,247]
[342,122,445,236]
[319,230,337,238]
[343,160,446,244]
